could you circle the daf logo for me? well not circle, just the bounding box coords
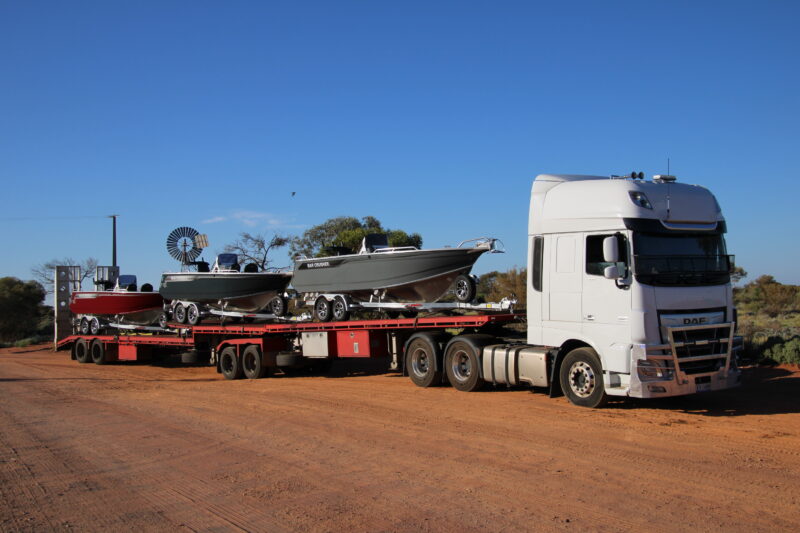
[683,317,708,325]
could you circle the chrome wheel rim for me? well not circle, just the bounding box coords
[451,349,472,381]
[456,279,470,301]
[568,361,596,398]
[411,347,430,377]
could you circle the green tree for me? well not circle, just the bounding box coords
[731,265,748,285]
[0,278,46,342]
[290,216,422,257]
[477,267,527,307]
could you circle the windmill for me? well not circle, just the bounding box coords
[166,226,208,270]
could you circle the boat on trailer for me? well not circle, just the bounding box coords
[159,253,293,325]
[291,234,504,321]
[70,275,164,334]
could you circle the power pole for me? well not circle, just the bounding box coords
[109,215,119,267]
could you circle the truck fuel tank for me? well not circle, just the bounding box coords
[482,345,550,387]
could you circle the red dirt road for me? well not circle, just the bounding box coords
[1,345,799,532]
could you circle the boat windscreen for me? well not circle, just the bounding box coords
[217,254,239,268]
[118,275,137,287]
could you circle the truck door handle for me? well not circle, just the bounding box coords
[584,315,595,321]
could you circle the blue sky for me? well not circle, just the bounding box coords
[1,0,798,295]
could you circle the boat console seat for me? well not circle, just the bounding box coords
[360,233,390,254]
[243,263,259,273]
[141,283,153,292]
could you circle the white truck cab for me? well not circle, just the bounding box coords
[521,173,739,407]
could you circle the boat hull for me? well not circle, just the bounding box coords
[291,248,487,302]
[159,272,292,313]
[69,292,164,325]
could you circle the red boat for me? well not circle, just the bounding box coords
[70,275,164,331]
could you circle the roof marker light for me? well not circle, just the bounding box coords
[629,191,653,209]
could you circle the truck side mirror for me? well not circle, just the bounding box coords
[602,236,619,263]
[603,265,620,279]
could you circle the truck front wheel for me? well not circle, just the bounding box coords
[559,347,608,408]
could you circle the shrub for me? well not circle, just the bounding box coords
[761,336,800,365]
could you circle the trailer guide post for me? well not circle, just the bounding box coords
[57,173,742,408]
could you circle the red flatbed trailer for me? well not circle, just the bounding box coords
[57,314,523,384]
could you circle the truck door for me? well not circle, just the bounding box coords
[547,234,582,324]
[581,233,632,351]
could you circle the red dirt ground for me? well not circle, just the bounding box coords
[1,344,799,532]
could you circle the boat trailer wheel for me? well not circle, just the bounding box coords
[332,296,349,321]
[454,274,476,303]
[314,296,332,322]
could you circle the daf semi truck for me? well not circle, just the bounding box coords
[59,172,740,408]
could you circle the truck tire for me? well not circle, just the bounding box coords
[90,339,106,365]
[173,303,187,324]
[74,339,91,364]
[187,303,202,326]
[559,347,608,408]
[242,345,266,379]
[405,334,442,388]
[314,296,332,322]
[220,346,242,380]
[444,339,484,392]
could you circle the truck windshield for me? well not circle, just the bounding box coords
[632,233,732,286]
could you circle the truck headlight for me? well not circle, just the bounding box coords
[637,359,673,381]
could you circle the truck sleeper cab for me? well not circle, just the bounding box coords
[519,173,740,406]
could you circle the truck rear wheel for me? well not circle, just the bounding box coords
[90,339,106,365]
[74,339,90,364]
[559,347,608,408]
[406,335,442,388]
[220,346,242,380]
[242,345,265,379]
[444,339,484,392]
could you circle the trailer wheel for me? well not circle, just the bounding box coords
[89,317,101,335]
[90,339,106,365]
[158,313,168,329]
[559,347,608,408]
[444,339,484,392]
[186,303,202,326]
[314,296,333,322]
[242,345,266,379]
[79,318,90,335]
[406,335,442,388]
[331,296,349,322]
[74,339,91,364]
[269,296,287,317]
[220,346,242,380]
[173,303,187,324]
[453,274,476,303]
